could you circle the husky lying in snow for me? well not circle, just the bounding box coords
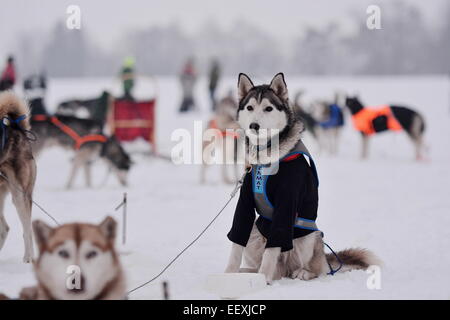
[0,92,36,263]
[0,217,126,300]
[345,96,426,160]
[225,73,379,284]
[30,115,132,188]
[201,92,241,184]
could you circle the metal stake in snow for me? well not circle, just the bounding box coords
[115,193,128,245]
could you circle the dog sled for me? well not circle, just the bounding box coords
[107,97,157,153]
[54,89,158,152]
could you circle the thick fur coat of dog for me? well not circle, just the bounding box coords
[2,217,126,300]
[0,92,36,263]
[225,73,379,284]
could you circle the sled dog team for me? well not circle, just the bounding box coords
[0,71,427,299]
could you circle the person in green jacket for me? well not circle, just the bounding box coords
[121,56,135,100]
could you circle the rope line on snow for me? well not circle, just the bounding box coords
[126,168,250,295]
[0,171,61,226]
[127,194,236,295]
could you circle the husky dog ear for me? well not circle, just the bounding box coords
[237,73,254,101]
[269,73,288,102]
[33,220,53,251]
[99,216,117,242]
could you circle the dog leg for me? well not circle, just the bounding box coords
[0,185,9,250]
[200,139,211,184]
[66,152,88,189]
[258,247,281,284]
[224,243,244,273]
[222,165,233,184]
[410,115,424,161]
[361,134,369,159]
[9,181,34,263]
[291,235,328,280]
[84,162,92,188]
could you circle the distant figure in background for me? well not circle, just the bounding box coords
[179,58,197,112]
[121,56,135,100]
[208,59,221,111]
[0,56,16,91]
[24,74,48,115]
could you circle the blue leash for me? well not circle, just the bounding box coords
[324,241,343,275]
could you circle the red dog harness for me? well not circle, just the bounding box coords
[32,115,107,149]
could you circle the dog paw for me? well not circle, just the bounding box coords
[291,269,316,280]
[257,269,274,285]
[23,256,33,263]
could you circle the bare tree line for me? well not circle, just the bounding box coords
[11,1,450,78]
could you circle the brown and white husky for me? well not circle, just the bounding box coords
[6,217,127,300]
[0,92,36,263]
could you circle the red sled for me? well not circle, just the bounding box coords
[108,98,157,152]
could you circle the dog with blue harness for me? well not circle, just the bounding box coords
[225,73,379,284]
[0,92,36,263]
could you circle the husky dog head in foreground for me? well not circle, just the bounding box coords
[237,73,303,164]
[18,217,126,300]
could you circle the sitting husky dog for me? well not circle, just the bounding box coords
[0,92,36,263]
[225,73,378,284]
[201,92,241,184]
[4,217,126,300]
[31,115,132,188]
[345,96,426,160]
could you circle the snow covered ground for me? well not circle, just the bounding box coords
[0,75,449,299]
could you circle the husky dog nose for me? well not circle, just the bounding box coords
[249,123,260,131]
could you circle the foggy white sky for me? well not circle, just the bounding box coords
[0,0,446,59]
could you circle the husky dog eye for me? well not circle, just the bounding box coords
[86,250,98,259]
[58,249,70,259]
[265,106,273,112]
[246,105,254,111]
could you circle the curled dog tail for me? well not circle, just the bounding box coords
[0,91,30,129]
[326,248,381,273]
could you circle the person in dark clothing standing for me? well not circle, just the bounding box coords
[0,56,16,91]
[179,58,197,112]
[208,59,221,111]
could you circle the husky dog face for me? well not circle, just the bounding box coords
[33,217,122,300]
[237,73,292,145]
[101,136,132,186]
